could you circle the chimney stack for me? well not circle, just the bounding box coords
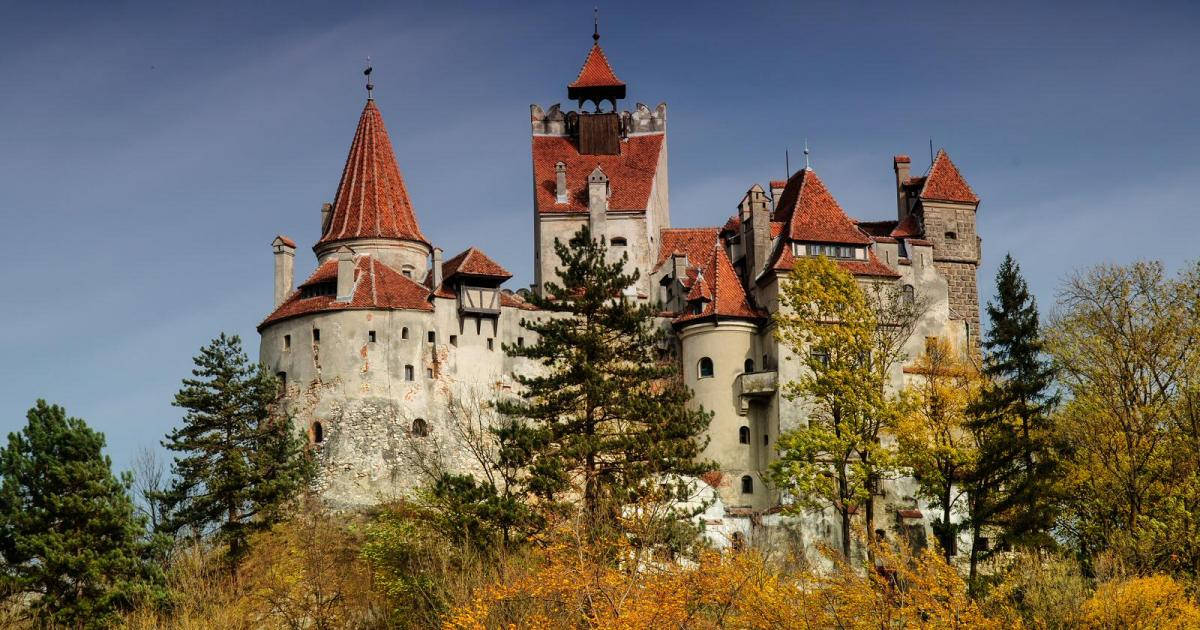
[320,202,333,236]
[670,252,688,309]
[893,155,911,220]
[432,247,444,290]
[587,165,609,239]
[335,247,355,302]
[272,236,296,307]
[745,185,770,287]
[555,162,567,203]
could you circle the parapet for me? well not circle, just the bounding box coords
[531,102,667,137]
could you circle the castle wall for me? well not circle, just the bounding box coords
[314,238,432,283]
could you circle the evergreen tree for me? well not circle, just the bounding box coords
[160,333,313,566]
[0,400,161,628]
[497,227,713,534]
[966,254,1061,579]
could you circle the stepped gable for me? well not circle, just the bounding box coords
[771,169,872,245]
[318,100,428,246]
[532,134,664,213]
[259,255,432,330]
[568,44,625,91]
[676,242,763,323]
[655,227,721,272]
[920,150,979,204]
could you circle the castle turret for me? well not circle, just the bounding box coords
[313,98,431,280]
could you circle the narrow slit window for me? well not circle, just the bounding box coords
[427,331,436,344]
[368,330,376,343]
[312,421,324,444]
[404,365,414,381]
[739,426,750,444]
[518,336,525,347]
[487,338,494,351]
[283,334,291,350]
[402,327,409,340]
[312,329,320,343]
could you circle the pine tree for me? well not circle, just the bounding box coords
[497,227,713,535]
[160,333,313,566]
[966,254,1060,580]
[0,400,161,628]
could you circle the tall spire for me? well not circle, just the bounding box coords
[317,100,428,246]
[568,10,626,111]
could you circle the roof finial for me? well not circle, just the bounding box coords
[803,138,811,170]
[593,6,600,42]
[364,56,374,100]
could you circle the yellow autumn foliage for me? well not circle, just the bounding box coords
[1078,574,1200,630]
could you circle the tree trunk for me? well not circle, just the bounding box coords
[942,483,954,562]
[838,465,852,559]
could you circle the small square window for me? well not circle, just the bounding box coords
[312,329,320,343]
[450,335,458,346]
[283,334,291,350]
[368,330,376,343]
[518,336,525,347]
[426,368,434,378]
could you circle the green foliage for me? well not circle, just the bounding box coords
[159,333,314,566]
[1049,261,1200,577]
[771,255,917,558]
[965,254,1062,580]
[496,227,713,533]
[0,400,162,628]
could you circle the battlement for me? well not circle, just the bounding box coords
[531,102,667,137]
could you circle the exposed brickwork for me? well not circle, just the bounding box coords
[934,261,981,352]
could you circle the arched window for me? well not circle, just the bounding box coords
[741,475,754,494]
[902,284,915,307]
[744,358,755,373]
[312,421,324,444]
[401,327,409,340]
[610,237,627,247]
[411,418,428,437]
[698,357,714,379]
[739,426,750,444]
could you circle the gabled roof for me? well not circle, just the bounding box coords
[655,228,721,272]
[318,100,428,247]
[442,247,513,282]
[771,169,872,245]
[675,243,764,325]
[920,150,979,204]
[259,255,433,329]
[568,44,625,90]
[532,134,664,213]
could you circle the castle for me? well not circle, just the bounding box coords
[258,34,982,551]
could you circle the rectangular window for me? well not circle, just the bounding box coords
[283,334,291,350]
[368,330,376,343]
[404,365,414,381]
[427,331,436,344]
[450,335,458,346]
[312,329,320,343]
[426,368,434,378]
[518,336,525,347]
[276,371,287,390]
[487,338,494,351]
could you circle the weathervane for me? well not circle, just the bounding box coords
[364,56,374,100]
[593,6,600,42]
[804,138,811,170]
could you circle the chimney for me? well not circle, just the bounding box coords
[769,180,786,211]
[893,155,911,220]
[432,247,444,290]
[335,247,355,302]
[587,166,608,239]
[670,252,688,308]
[746,185,770,286]
[320,202,333,236]
[272,235,296,307]
[555,162,567,203]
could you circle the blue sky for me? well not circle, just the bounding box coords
[2,0,1198,472]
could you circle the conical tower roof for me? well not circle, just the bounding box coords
[318,100,428,246]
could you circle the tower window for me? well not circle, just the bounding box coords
[404,365,414,381]
[763,433,769,446]
[610,237,627,247]
[739,426,750,444]
[402,265,415,278]
[487,338,494,351]
[450,335,458,346]
[276,372,287,392]
[312,329,320,343]
[411,418,428,437]
[741,475,754,494]
[426,367,434,378]
[427,331,436,344]
[312,421,324,444]
[902,284,915,307]
[402,327,409,340]
[744,358,755,373]
[945,231,957,240]
[368,330,376,343]
[283,334,291,350]
[518,336,525,347]
[698,357,714,379]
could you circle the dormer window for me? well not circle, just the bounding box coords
[402,265,415,278]
[802,243,861,259]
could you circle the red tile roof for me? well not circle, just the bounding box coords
[442,247,513,282]
[890,214,921,238]
[769,180,787,189]
[656,228,721,272]
[274,235,297,248]
[499,291,540,311]
[259,255,432,329]
[722,213,741,234]
[772,169,872,245]
[771,221,784,238]
[532,134,664,213]
[318,101,428,247]
[676,243,763,323]
[893,155,911,164]
[568,44,625,89]
[920,150,979,204]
